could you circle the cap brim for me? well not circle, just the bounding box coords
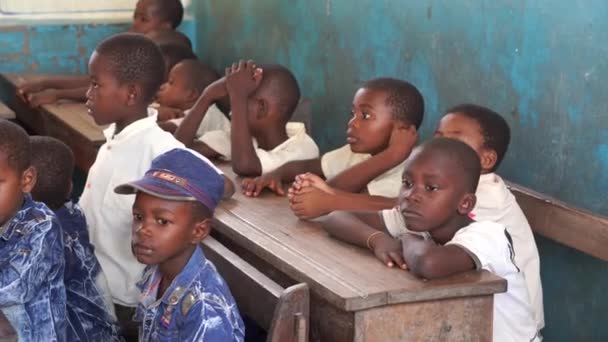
[114,178,197,202]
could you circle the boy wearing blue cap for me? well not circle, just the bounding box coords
[115,148,245,342]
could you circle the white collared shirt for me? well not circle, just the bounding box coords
[78,114,217,306]
[321,144,405,197]
[199,122,319,174]
[472,173,544,331]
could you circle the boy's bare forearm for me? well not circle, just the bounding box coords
[328,148,406,192]
[54,87,88,102]
[322,211,382,248]
[327,192,396,213]
[401,234,475,279]
[274,159,324,182]
[174,96,212,146]
[230,97,261,176]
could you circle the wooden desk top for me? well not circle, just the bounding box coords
[214,165,507,312]
[2,73,106,145]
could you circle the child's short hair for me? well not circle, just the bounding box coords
[30,136,74,210]
[445,104,511,170]
[177,60,219,93]
[151,0,184,28]
[96,33,165,103]
[158,43,197,73]
[420,137,481,193]
[257,64,300,122]
[362,78,425,129]
[0,120,30,172]
[147,28,192,48]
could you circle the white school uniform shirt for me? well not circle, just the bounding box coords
[167,103,231,138]
[472,173,544,331]
[321,144,405,197]
[78,114,221,306]
[446,221,541,342]
[199,122,320,174]
[381,209,540,342]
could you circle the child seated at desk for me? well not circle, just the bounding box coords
[322,138,541,341]
[29,136,121,341]
[75,32,231,339]
[433,103,544,334]
[155,60,229,136]
[0,120,67,341]
[250,78,422,219]
[157,42,197,81]
[175,60,319,176]
[115,148,245,341]
[16,0,185,107]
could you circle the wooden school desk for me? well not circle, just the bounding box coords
[0,73,105,171]
[213,164,507,342]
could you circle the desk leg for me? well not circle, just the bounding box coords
[354,295,494,342]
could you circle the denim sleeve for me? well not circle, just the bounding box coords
[0,220,64,305]
[180,300,243,342]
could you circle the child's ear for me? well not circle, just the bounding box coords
[186,89,200,103]
[191,218,211,244]
[479,148,498,172]
[125,83,141,106]
[457,193,477,215]
[159,21,172,30]
[21,166,37,193]
[255,98,269,120]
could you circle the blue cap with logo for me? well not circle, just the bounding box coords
[114,148,224,212]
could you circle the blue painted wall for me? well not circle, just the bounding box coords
[192,1,608,341]
[0,21,196,74]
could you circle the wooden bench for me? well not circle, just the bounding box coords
[211,164,506,342]
[201,236,309,342]
[508,182,608,261]
[0,312,17,342]
[0,73,106,171]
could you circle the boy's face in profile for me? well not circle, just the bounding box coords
[347,88,395,155]
[85,52,130,126]
[397,148,469,233]
[434,113,487,166]
[131,192,208,266]
[0,152,34,226]
[156,63,194,108]
[131,0,168,34]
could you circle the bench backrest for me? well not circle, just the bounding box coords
[201,236,310,342]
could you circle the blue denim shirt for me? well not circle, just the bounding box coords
[55,201,122,341]
[134,246,245,342]
[0,195,67,341]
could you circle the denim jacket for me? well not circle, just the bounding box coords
[134,246,245,341]
[56,201,121,341]
[0,195,67,341]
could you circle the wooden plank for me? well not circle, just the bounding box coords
[214,164,506,312]
[354,295,494,342]
[267,283,310,342]
[201,237,283,330]
[508,182,608,261]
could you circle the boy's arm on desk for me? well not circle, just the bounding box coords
[26,87,88,107]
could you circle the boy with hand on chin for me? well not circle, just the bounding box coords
[175,60,319,177]
[323,138,541,341]
[115,148,244,341]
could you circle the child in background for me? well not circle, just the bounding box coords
[433,103,543,334]
[157,42,197,81]
[115,148,244,341]
[322,138,541,341]
[17,0,185,107]
[0,120,67,341]
[30,136,121,341]
[155,60,230,137]
[146,28,192,48]
[176,60,319,176]
[241,78,422,219]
